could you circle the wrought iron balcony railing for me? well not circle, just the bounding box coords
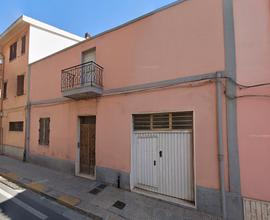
[61,61,103,92]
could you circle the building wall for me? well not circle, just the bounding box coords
[28,25,82,64]
[1,25,29,158]
[29,0,226,191]
[30,0,225,101]
[30,99,97,161]
[234,0,270,202]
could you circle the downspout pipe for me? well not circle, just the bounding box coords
[0,53,5,155]
[23,65,31,162]
[216,72,227,220]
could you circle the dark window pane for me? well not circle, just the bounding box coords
[3,82,7,99]
[21,36,26,54]
[17,75,24,96]
[9,121,23,132]
[9,42,17,61]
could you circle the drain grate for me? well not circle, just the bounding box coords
[89,188,101,195]
[113,200,126,210]
[97,184,107,190]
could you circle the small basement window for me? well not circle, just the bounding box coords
[39,118,50,145]
[9,121,24,132]
[133,112,193,131]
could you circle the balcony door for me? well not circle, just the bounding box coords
[81,49,96,85]
[79,116,96,177]
[82,49,96,63]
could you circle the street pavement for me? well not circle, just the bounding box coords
[0,176,91,220]
[0,156,221,220]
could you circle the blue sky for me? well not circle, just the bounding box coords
[0,0,176,37]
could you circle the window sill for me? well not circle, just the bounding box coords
[9,58,17,63]
[39,144,49,147]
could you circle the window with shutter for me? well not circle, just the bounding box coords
[9,42,17,61]
[39,118,50,146]
[21,36,26,54]
[3,82,7,99]
[17,75,24,96]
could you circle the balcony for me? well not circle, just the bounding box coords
[61,61,103,99]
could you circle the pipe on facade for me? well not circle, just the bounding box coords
[24,65,31,162]
[0,53,5,155]
[216,72,227,220]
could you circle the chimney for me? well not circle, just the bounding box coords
[84,32,91,39]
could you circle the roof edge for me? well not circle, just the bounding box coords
[0,15,24,39]
[22,15,84,42]
[29,0,189,65]
[0,15,84,42]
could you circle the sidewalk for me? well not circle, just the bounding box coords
[0,156,220,220]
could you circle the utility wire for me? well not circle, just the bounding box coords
[226,94,270,100]
[225,77,270,89]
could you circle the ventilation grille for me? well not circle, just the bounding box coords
[133,112,193,131]
[172,112,193,129]
[133,114,151,130]
[152,113,169,129]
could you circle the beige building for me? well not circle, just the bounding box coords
[0,15,83,160]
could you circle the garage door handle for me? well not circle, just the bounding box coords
[154,160,156,166]
[159,151,162,158]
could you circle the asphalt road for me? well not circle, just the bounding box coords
[0,177,91,220]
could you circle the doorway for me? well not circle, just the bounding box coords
[79,116,96,177]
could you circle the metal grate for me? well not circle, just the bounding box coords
[133,112,193,131]
[172,112,193,129]
[89,188,101,195]
[97,184,107,190]
[113,201,126,210]
[152,113,170,129]
[9,121,24,132]
[133,114,151,130]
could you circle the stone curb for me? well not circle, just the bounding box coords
[0,172,103,220]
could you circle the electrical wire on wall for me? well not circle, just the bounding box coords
[221,76,270,100]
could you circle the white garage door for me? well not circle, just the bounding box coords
[132,112,194,202]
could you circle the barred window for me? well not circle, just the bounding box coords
[133,112,193,131]
[39,118,50,145]
[9,121,23,132]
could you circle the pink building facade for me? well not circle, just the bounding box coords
[26,0,270,219]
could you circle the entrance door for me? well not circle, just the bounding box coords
[79,116,96,176]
